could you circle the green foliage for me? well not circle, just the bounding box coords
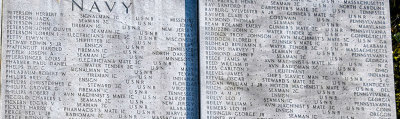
[391,0,400,116]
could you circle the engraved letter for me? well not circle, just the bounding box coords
[122,2,133,14]
[72,0,83,11]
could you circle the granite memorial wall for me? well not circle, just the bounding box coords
[1,0,199,118]
[200,0,395,118]
[0,0,396,119]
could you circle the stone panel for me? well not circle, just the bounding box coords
[199,0,395,118]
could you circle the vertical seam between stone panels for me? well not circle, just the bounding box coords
[197,0,200,117]
[0,0,3,113]
[0,0,3,97]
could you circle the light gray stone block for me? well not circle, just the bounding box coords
[200,0,396,118]
[0,0,198,118]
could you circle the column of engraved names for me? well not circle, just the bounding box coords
[154,18,198,118]
[163,18,199,118]
[64,13,171,119]
[64,12,129,118]
[3,10,68,119]
[261,1,343,118]
[62,0,197,118]
[202,0,259,118]
[344,0,394,118]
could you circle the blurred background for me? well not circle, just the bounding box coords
[390,0,400,116]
